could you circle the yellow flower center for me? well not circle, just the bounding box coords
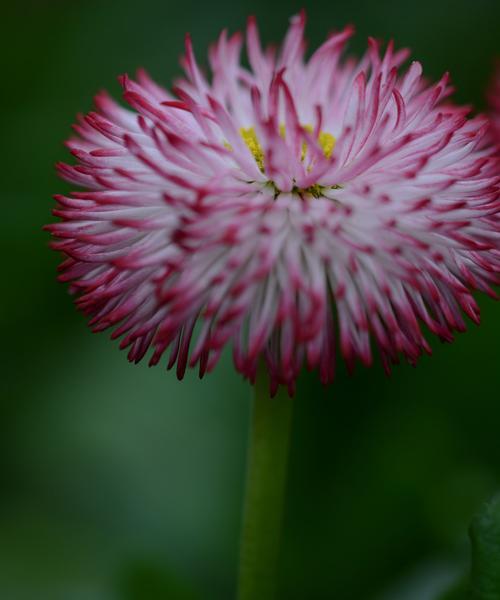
[240,127,265,171]
[223,125,340,198]
[239,124,336,172]
[318,131,336,159]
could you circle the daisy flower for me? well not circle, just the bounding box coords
[47,13,500,394]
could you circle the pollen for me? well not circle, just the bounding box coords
[240,127,265,171]
[302,125,336,159]
[240,124,335,170]
[318,132,335,158]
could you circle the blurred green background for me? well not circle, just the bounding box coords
[1,0,499,598]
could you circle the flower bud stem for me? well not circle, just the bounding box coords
[237,367,294,600]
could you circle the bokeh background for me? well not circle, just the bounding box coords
[1,0,499,598]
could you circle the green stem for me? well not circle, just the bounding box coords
[237,367,294,600]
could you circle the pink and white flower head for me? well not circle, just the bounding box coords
[48,13,500,395]
[488,63,500,142]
